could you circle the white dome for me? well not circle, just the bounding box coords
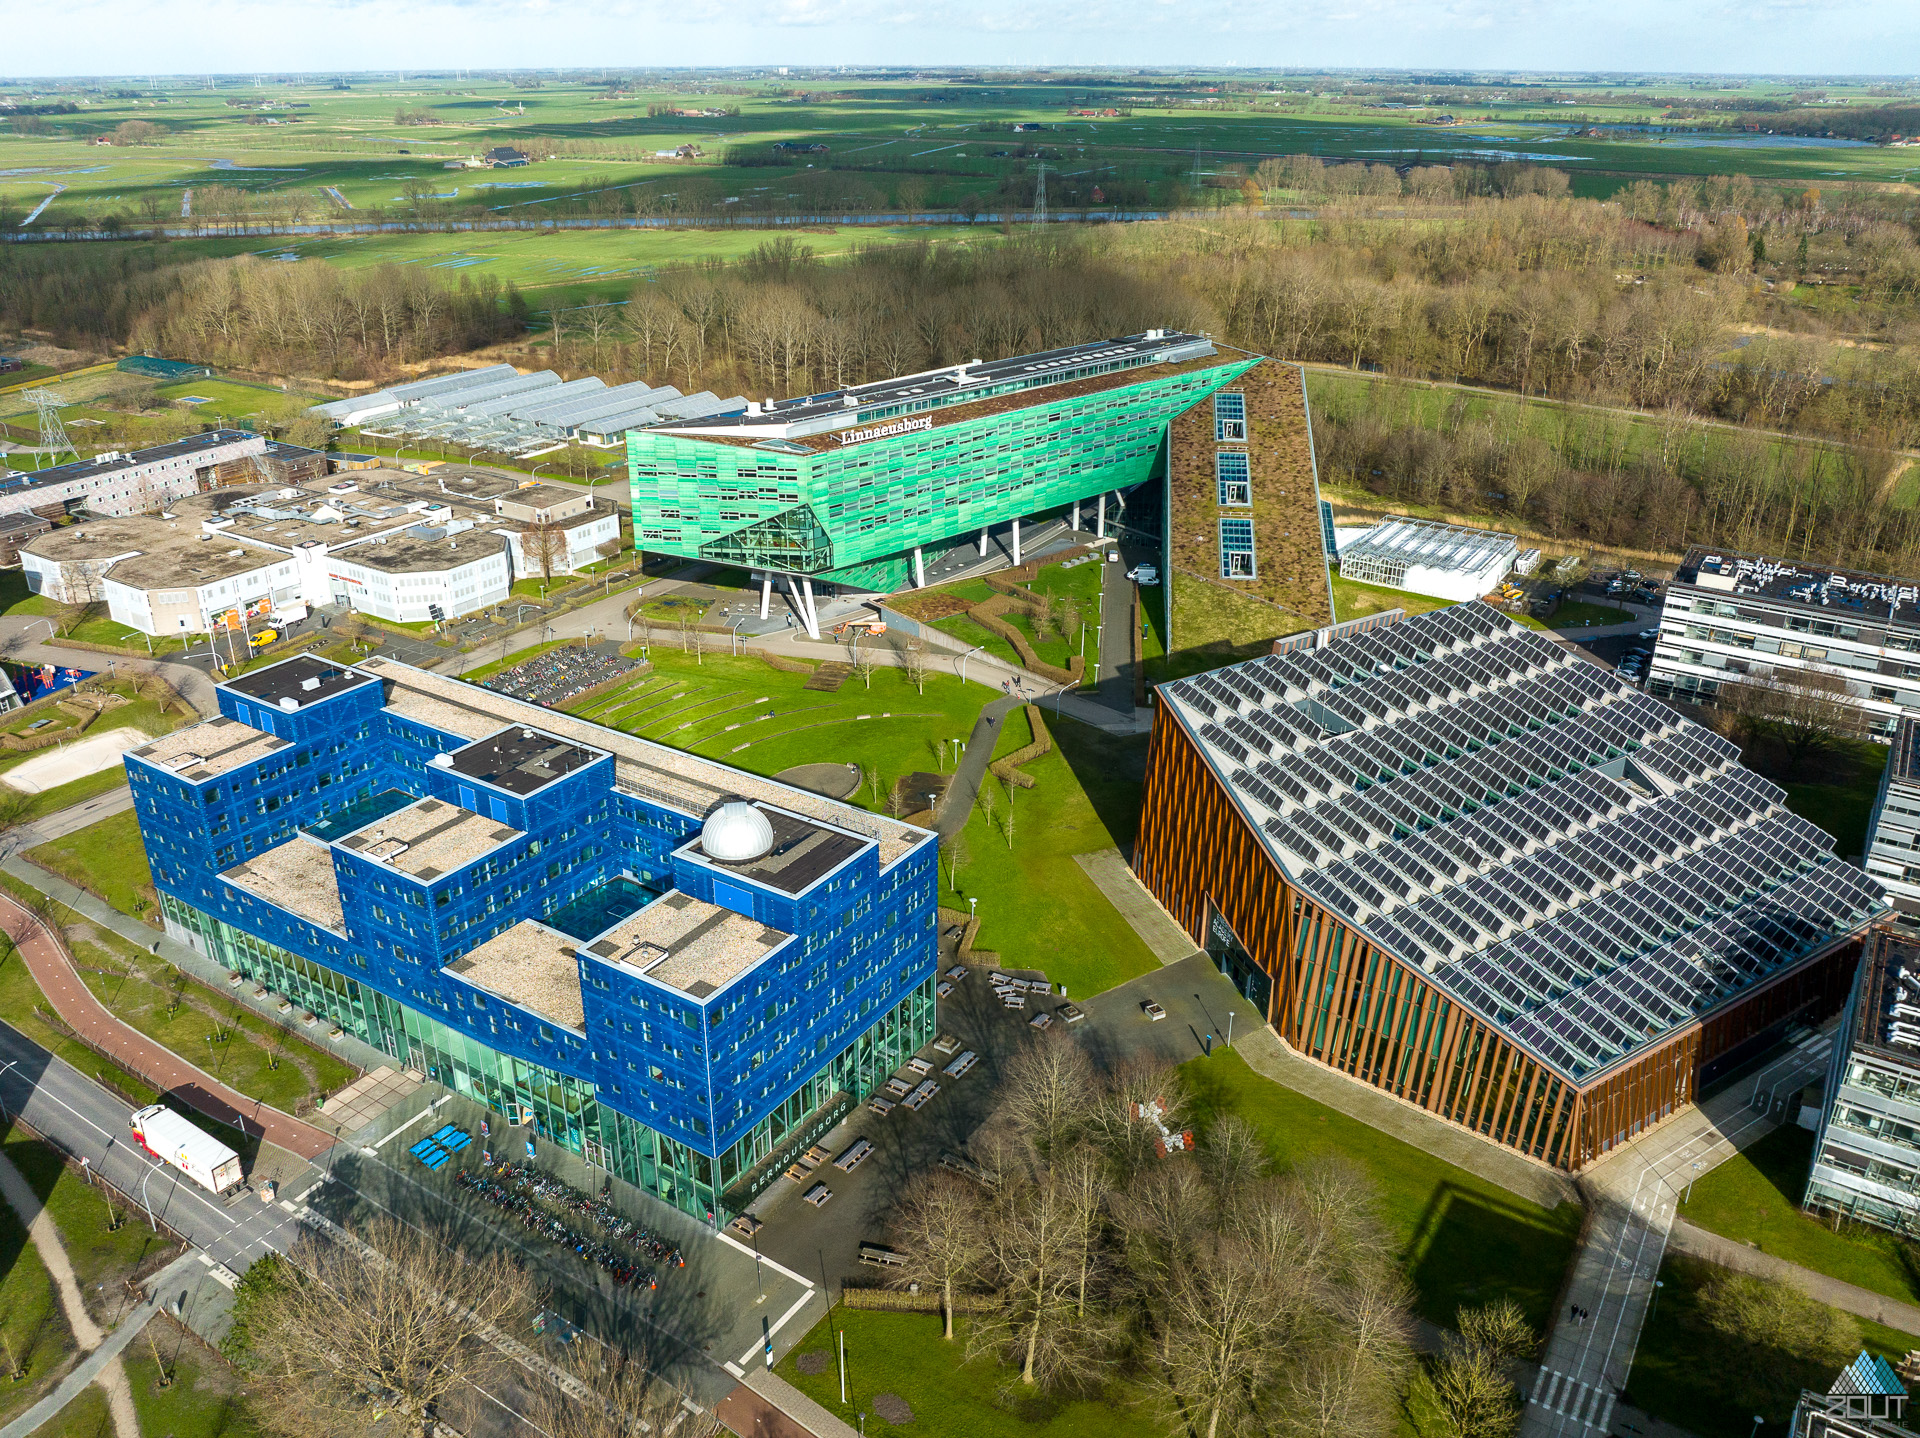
[702,802,774,862]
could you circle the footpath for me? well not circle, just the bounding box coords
[0,886,336,1160]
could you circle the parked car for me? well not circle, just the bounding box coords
[1106,549,1121,563]
[1126,564,1160,585]
[1638,629,1659,641]
[1141,999,1167,1022]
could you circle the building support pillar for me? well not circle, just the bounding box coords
[912,546,926,590]
[978,527,989,558]
[799,578,821,640]
[759,574,771,620]
[1011,519,1022,567]
[1071,499,1080,532]
[1095,498,1106,540]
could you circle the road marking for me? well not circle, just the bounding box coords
[714,1230,814,1291]
[735,1289,814,1367]
[373,1095,453,1150]
[290,1182,323,1204]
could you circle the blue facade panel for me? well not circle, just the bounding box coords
[129,654,939,1219]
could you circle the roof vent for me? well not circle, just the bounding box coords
[432,753,455,769]
[278,696,298,713]
[300,676,321,692]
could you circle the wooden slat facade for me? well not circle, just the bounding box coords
[1135,702,1863,1172]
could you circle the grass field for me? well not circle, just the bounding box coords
[1186,1048,1582,1332]
[1678,1125,1920,1306]
[557,646,1160,995]
[1772,738,1888,861]
[27,809,160,924]
[1627,1253,1920,1437]
[0,1156,71,1426]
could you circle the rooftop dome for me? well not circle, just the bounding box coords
[702,801,774,863]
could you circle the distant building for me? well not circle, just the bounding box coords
[0,511,52,567]
[484,146,531,168]
[1648,549,1920,738]
[1808,927,1920,1233]
[1337,518,1519,602]
[1864,719,1920,913]
[0,430,266,520]
[328,452,382,472]
[256,441,329,486]
[0,356,24,375]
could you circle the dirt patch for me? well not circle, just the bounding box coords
[889,591,971,622]
[63,924,97,946]
[795,1350,830,1376]
[872,1393,914,1425]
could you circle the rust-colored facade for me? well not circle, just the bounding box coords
[1135,703,1865,1171]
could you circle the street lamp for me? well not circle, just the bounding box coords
[957,644,985,686]
[1751,1418,1765,1438]
[731,618,746,655]
[1227,1010,1235,1048]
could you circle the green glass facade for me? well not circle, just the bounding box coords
[162,893,935,1221]
[627,360,1257,590]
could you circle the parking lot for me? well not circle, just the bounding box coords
[748,946,1239,1295]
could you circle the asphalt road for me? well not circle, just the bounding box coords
[0,1020,312,1273]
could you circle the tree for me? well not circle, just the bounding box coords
[941,831,969,892]
[111,120,160,146]
[523,1341,723,1438]
[898,638,929,695]
[229,1215,537,1438]
[521,521,568,584]
[1719,663,1867,768]
[1428,1301,1535,1438]
[850,632,876,689]
[1698,1270,1860,1413]
[891,1171,990,1339]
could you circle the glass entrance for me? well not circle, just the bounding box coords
[1205,903,1271,1016]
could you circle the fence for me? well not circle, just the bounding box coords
[839,1280,988,1314]
[1270,607,1407,657]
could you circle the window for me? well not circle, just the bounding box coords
[1214,393,1247,442]
[1216,452,1251,507]
[1219,520,1256,579]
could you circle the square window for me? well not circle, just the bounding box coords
[1214,393,1247,443]
[1216,452,1251,507]
[1219,519,1256,579]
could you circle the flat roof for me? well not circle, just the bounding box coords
[496,483,585,509]
[221,834,345,934]
[1159,599,1888,1086]
[1849,928,1920,1064]
[0,430,256,494]
[335,796,519,880]
[447,920,585,1030]
[583,892,790,1000]
[446,726,606,796]
[224,655,375,710]
[1342,518,1517,575]
[353,655,926,867]
[690,804,864,895]
[132,716,288,781]
[1678,548,1920,626]
[658,330,1213,442]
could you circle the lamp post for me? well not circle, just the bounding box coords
[1750,1418,1764,1438]
[731,618,745,656]
[957,644,984,686]
[1227,1010,1235,1048]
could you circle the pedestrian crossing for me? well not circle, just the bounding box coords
[1529,1367,1615,1431]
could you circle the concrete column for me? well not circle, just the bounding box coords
[799,578,821,640]
[759,575,771,620]
[912,547,926,589]
[978,527,989,557]
[1071,499,1080,532]
[1095,497,1106,540]
[1011,519,1022,567]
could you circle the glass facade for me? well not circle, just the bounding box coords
[627,360,1257,590]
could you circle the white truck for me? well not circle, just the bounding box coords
[129,1105,244,1196]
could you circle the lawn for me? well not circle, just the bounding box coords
[34,1383,111,1438]
[2,1131,180,1299]
[910,555,1104,677]
[1547,600,1636,629]
[1330,568,1457,624]
[0,1161,72,1426]
[125,1335,265,1438]
[1184,1047,1583,1333]
[0,681,191,823]
[779,1309,1160,1438]
[1679,1124,1920,1307]
[0,903,161,1112]
[561,650,1161,996]
[28,808,160,927]
[1626,1253,1920,1438]
[1773,738,1887,861]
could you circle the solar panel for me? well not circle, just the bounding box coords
[1199,724,1249,765]
[1253,759,1312,807]
[1166,681,1216,720]
[1219,669,1266,706]
[1263,816,1324,867]
[1231,770,1287,814]
[1223,715,1273,756]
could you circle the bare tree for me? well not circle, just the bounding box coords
[941,832,969,892]
[1428,1301,1536,1438]
[849,632,877,689]
[1002,776,1016,851]
[995,1037,1098,1162]
[521,521,569,585]
[890,1171,990,1339]
[976,780,998,842]
[970,1156,1104,1388]
[523,1341,723,1438]
[898,638,929,695]
[233,1216,538,1438]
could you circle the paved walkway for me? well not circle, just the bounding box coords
[736,1370,858,1438]
[0,886,337,1160]
[1666,1217,1920,1332]
[932,694,1023,839]
[0,620,217,715]
[1522,1029,1836,1438]
[1072,848,1201,966]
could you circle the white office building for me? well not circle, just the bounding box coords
[1336,518,1519,602]
[0,431,267,519]
[1865,719,1920,914]
[1648,550,1920,737]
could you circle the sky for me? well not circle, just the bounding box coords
[9,0,1920,78]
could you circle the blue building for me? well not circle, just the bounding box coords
[128,652,939,1222]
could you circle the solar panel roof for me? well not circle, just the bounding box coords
[1159,599,1890,1085]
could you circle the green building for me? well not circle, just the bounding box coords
[626,330,1333,654]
